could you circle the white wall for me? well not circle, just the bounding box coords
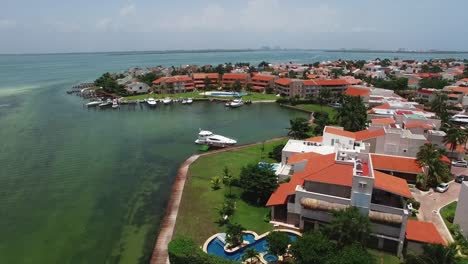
[454,182,468,238]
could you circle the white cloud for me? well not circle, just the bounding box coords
[0,19,16,29]
[96,18,113,31]
[120,3,136,17]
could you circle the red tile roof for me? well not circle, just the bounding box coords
[446,143,466,153]
[371,117,395,125]
[152,75,192,84]
[345,86,371,97]
[305,136,323,143]
[192,73,219,79]
[373,171,412,198]
[371,154,423,174]
[310,79,350,86]
[223,73,248,80]
[267,152,413,206]
[275,78,292,86]
[448,93,460,98]
[405,123,434,130]
[324,127,385,141]
[447,86,468,94]
[417,89,434,95]
[251,74,275,81]
[373,103,391,110]
[406,220,447,245]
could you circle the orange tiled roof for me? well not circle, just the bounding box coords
[406,220,447,245]
[305,136,323,143]
[446,143,465,153]
[251,74,275,81]
[405,123,434,130]
[447,86,468,94]
[448,93,460,98]
[265,182,297,206]
[373,103,391,110]
[223,73,248,80]
[373,171,412,198]
[152,75,192,84]
[345,86,371,97]
[371,117,395,125]
[275,78,292,86]
[312,79,349,86]
[371,154,423,174]
[192,73,219,79]
[324,127,385,141]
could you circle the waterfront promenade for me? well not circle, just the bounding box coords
[150,137,287,264]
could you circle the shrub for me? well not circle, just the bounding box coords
[168,237,237,264]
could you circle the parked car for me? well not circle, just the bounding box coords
[455,175,468,183]
[452,160,468,167]
[436,183,450,193]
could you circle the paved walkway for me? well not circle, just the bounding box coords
[411,166,465,243]
[149,137,287,264]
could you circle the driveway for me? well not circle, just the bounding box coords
[410,166,466,243]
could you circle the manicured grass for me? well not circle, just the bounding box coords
[294,104,338,119]
[441,201,458,231]
[125,92,278,101]
[369,249,401,264]
[174,140,287,245]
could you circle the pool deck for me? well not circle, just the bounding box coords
[149,137,288,264]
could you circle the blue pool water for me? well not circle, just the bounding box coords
[207,232,298,262]
[243,233,256,243]
[263,253,279,262]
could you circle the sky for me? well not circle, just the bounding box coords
[1,0,468,54]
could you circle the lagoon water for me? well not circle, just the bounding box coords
[0,50,467,264]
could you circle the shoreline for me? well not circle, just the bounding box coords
[149,137,288,264]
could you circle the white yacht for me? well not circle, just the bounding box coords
[112,99,119,109]
[146,98,157,106]
[186,98,193,104]
[86,99,102,107]
[181,99,188,104]
[226,99,244,108]
[195,130,237,147]
[98,99,113,108]
[451,114,468,125]
[162,98,173,105]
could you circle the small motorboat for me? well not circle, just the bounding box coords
[186,98,193,104]
[195,130,237,147]
[226,99,244,108]
[112,99,119,109]
[86,99,102,107]
[98,99,113,108]
[162,98,173,105]
[181,99,188,104]
[147,98,157,106]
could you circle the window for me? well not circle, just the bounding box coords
[331,139,335,146]
[359,181,367,190]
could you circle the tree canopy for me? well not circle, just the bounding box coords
[324,206,371,249]
[405,243,460,264]
[268,143,285,162]
[416,143,451,189]
[337,95,367,132]
[420,78,451,90]
[266,231,290,257]
[239,163,278,205]
[225,223,244,248]
[137,72,161,86]
[287,117,311,139]
[290,231,335,264]
[94,72,127,95]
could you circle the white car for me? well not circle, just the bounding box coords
[436,183,449,193]
[452,160,468,167]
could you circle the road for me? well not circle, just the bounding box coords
[411,166,466,243]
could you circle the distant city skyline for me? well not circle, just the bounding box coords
[1,0,468,54]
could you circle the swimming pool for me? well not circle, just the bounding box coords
[206,231,299,262]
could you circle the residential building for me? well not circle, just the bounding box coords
[125,81,150,94]
[303,79,350,97]
[192,73,219,90]
[222,73,249,88]
[152,75,194,93]
[275,78,303,97]
[405,220,447,255]
[454,182,468,238]
[249,74,276,92]
[267,151,413,256]
[416,88,437,103]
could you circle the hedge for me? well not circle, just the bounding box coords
[168,236,237,264]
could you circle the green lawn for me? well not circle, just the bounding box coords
[125,92,278,101]
[369,249,401,264]
[441,201,458,232]
[294,104,338,119]
[174,140,287,245]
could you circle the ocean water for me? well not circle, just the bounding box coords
[0,50,465,264]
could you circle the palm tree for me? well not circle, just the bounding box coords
[318,88,331,111]
[242,248,260,263]
[444,126,468,157]
[287,117,311,139]
[405,243,459,264]
[416,144,450,188]
[430,94,449,121]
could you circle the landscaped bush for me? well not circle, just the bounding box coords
[268,143,286,162]
[406,198,421,210]
[168,237,237,264]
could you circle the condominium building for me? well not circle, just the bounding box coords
[222,73,249,88]
[249,74,276,92]
[192,73,219,89]
[152,75,194,93]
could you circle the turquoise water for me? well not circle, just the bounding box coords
[0,50,465,264]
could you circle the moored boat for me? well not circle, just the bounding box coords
[186,98,193,104]
[162,98,173,104]
[112,99,119,109]
[146,98,157,106]
[194,130,237,147]
[86,99,102,107]
[226,99,244,108]
[98,99,113,108]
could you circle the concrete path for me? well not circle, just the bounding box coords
[411,166,466,243]
[149,137,287,264]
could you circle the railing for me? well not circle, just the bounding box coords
[296,186,351,206]
[370,203,405,215]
